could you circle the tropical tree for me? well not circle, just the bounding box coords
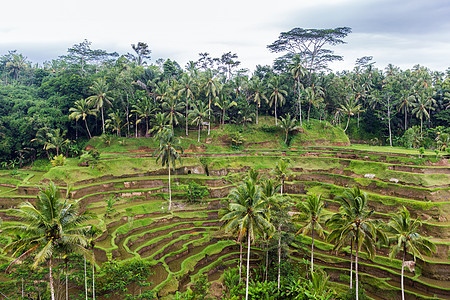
[69,98,98,139]
[2,182,94,300]
[384,207,435,300]
[305,86,324,122]
[87,78,114,134]
[162,94,184,129]
[214,94,237,129]
[189,100,211,142]
[327,186,386,300]
[396,91,414,130]
[105,110,124,137]
[411,91,434,136]
[247,76,268,125]
[279,113,298,144]
[271,159,292,195]
[268,76,288,125]
[32,128,71,158]
[290,55,307,125]
[338,97,363,132]
[220,178,273,300]
[293,194,326,273]
[201,69,217,135]
[149,112,171,138]
[178,73,197,136]
[153,129,183,211]
[131,96,154,136]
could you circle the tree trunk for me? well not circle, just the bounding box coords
[350,238,353,289]
[66,260,68,300]
[275,100,278,126]
[49,258,55,300]
[222,108,225,129]
[239,240,243,283]
[101,107,105,134]
[85,118,92,139]
[245,232,251,300]
[126,94,130,137]
[297,80,303,126]
[388,96,392,147]
[404,107,407,130]
[256,105,259,125]
[311,227,314,273]
[168,162,172,210]
[277,225,281,291]
[344,115,350,132]
[198,124,201,143]
[93,263,95,300]
[84,257,88,300]
[265,239,269,282]
[401,244,405,300]
[208,95,211,135]
[280,179,284,196]
[308,102,311,123]
[355,235,359,300]
[135,115,138,138]
[186,98,189,136]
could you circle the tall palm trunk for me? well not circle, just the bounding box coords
[208,95,211,135]
[355,234,359,300]
[245,232,251,300]
[311,225,314,273]
[222,108,225,129]
[274,100,278,125]
[186,98,189,136]
[239,240,243,283]
[84,257,88,300]
[344,115,351,132]
[198,124,201,143]
[93,263,95,300]
[350,238,353,289]
[84,118,92,139]
[404,108,408,130]
[49,258,55,300]
[264,239,269,282]
[308,101,312,122]
[101,107,105,134]
[277,224,282,291]
[297,80,303,126]
[401,244,406,300]
[168,161,172,210]
[66,259,68,300]
[256,105,259,125]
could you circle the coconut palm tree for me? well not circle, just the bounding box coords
[2,182,94,300]
[268,76,288,125]
[153,129,183,211]
[214,94,237,129]
[131,96,154,136]
[69,99,98,139]
[149,112,171,138]
[279,113,298,144]
[201,69,217,135]
[384,207,435,300]
[290,55,307,125]
[411,91,434,136]
[305,86,325,123]
[396,91,414,130]
[271,159,292,195]
[189,100,211,142]
[162,94,184,129]
[293,194,326,273]
[87,78,114,134]
[327,186,386,300]
[220,179,273,300]
[178,73,197,136]
[247,77,268,125]
[338,97,363,132]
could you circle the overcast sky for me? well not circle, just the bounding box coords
[1,0,449,73]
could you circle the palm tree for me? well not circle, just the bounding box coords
[268,76,288,125]
[2,182,94,300]
[384,207,435,300]
[105,110,124,137]
[290,55,307,125]
[411,91,434,136]
[153,129,183,211]
[189,100,211,142]
[214,94,237,129]
[327,186,386,300]
[201,69,217,135]
[131,96,154,136]
[279,113,298,144]
[178,73,197,136]
[220,179,273,300]
[162,94,184,129]
[32,128,70,158]
[338,97,363,132]
[69,99,98,139]
[396,91,414,130]
[247,77,268,125]
[271,159,292,195]
[149,112,171,138]
[293,194,326,273]
[87,78,114,135]
[305,86,324,123]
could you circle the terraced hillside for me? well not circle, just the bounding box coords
[0,126,449,299]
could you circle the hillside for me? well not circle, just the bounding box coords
[0,120,448,299]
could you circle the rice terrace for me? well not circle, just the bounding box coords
[0,25,449,300]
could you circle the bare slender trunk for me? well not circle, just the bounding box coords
[277,225,281,291]
[355,235,359,300]
[280,179,283,196]
[84,257,88,300]
[93,263,95,300]
[101,107,105,134]
[256,106,259,125]
[49,258,55,300]
[275,101,278,125]
[85,118,92,139]
[239,240,243,283]
[401,244,405,300]
[168,162,172,210]
[66,260,68,300]
[350,238,353,289]
[208,95,211,135]
[126,94,130,136]
[264,239,269,282]
[198,124,201,143]
[404,108,407,130]
[308,102,311,122]
[344,115,350,132]
[135,115,138,138]
[297,80,303,126]
[222,108,225,129]
[245,232,251,300]
[311,227,314,273]
[186,98,189,136]
[388,96,392,147]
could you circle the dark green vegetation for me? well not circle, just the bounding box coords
[0,27,449,299]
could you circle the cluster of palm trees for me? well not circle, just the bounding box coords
[1,182,97,300]
[222,165,435,300]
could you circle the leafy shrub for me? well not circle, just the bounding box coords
[51,154,66,167]
[183,181,209,203]
[260,124,280,133]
